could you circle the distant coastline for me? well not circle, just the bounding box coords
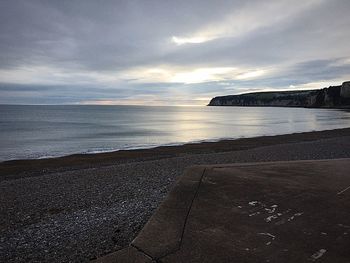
[208,81,350,108]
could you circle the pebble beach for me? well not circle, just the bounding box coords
[1,128,350,262]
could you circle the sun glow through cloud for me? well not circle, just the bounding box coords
[170,1,324,46]
[120,66,271,84]
[235,70,266,80]
[170,67,236,83]
[171,36,214,45]
[122,66,268,84]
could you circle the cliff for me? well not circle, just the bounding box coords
[208,81,350,108]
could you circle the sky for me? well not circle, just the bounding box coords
[1,0,350,106]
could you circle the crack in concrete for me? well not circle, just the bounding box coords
[337,185,350,195]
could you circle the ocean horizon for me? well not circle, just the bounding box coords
[1,104,350,162]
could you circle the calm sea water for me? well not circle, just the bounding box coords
[1,105,350,161]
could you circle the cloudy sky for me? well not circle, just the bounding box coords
[1,0,350,105]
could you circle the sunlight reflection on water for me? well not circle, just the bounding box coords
[1,105,350,161]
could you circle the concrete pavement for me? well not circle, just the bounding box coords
[94,159,350,262]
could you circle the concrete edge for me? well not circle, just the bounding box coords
[131,165,207,259]
[205,158,350,169]
[91,165,206,262]
[92,246,152,263]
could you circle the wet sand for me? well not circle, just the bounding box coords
[1,128,350,262]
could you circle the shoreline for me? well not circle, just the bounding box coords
[1,127,350,180]
[1,127,350,262]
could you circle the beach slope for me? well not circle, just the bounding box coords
[1,128,350,262]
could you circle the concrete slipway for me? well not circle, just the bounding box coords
[94,159,350,262]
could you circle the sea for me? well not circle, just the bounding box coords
[1,105,350,162]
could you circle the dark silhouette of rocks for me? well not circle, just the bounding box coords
[208,81,350,108]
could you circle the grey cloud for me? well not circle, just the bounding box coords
[0,0,244,70]
[1,0,350,104]
[210,58,350,93]
[0,81,177,104]
[152,0,350,68]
